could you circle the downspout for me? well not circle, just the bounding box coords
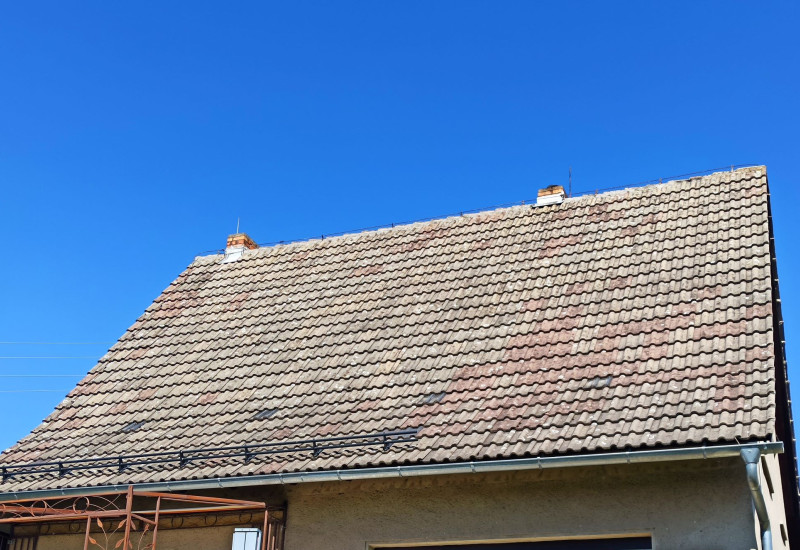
[742,448,772,550]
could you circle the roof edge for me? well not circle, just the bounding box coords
[194,164,767,258]
[765,176,800,541]
[0,441,782,502]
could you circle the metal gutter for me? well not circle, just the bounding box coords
[0,441,783,502]
[742,448,774,550]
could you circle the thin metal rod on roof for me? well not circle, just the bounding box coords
[0,429,419,482]
[568,166,572,197]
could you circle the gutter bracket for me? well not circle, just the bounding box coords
[741,448,773,550]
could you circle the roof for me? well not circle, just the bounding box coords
[0,166,781,493]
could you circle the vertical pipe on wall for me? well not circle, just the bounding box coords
[742,448,773,550]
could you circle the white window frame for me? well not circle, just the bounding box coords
[232,527,262,550]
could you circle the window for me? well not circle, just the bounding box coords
[231,511,285,550]
[232,528,262,550]
[2,536,38,550]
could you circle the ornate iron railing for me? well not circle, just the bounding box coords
[0,487,284,550]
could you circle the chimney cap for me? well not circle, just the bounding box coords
[536,185,566,206]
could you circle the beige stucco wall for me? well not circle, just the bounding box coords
[283,457,756,550]
[758,452,790,549]
[35,525,237,550]
[28,457,761,550]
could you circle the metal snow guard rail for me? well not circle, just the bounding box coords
[0,429,419,482]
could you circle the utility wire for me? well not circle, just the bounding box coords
[0,341,112,345]
[0,356,99,359]
[0,390,70,394]
[0,375,84,378]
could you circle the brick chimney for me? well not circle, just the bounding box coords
[226,233,258,250]
[536,185,566,206]
[221,233,258,263]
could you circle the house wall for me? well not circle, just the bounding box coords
[29,457,759,550]
[283,457,757,550]
[35,525,237,550]
[759,452,790,549]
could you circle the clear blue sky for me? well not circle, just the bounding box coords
[1,2,798,453]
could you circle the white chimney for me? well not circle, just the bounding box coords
[536,185,566,206]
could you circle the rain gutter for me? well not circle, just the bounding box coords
[0,441,782,502]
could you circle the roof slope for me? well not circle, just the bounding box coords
[0,166,777,493]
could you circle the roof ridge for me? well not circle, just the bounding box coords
[195,164,765,258]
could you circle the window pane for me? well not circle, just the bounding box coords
[232,527,262,550]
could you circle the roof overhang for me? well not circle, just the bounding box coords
[0,441,783,502]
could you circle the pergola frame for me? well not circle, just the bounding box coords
[0,486,284,550]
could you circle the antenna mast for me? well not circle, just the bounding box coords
[568,166,572,197]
